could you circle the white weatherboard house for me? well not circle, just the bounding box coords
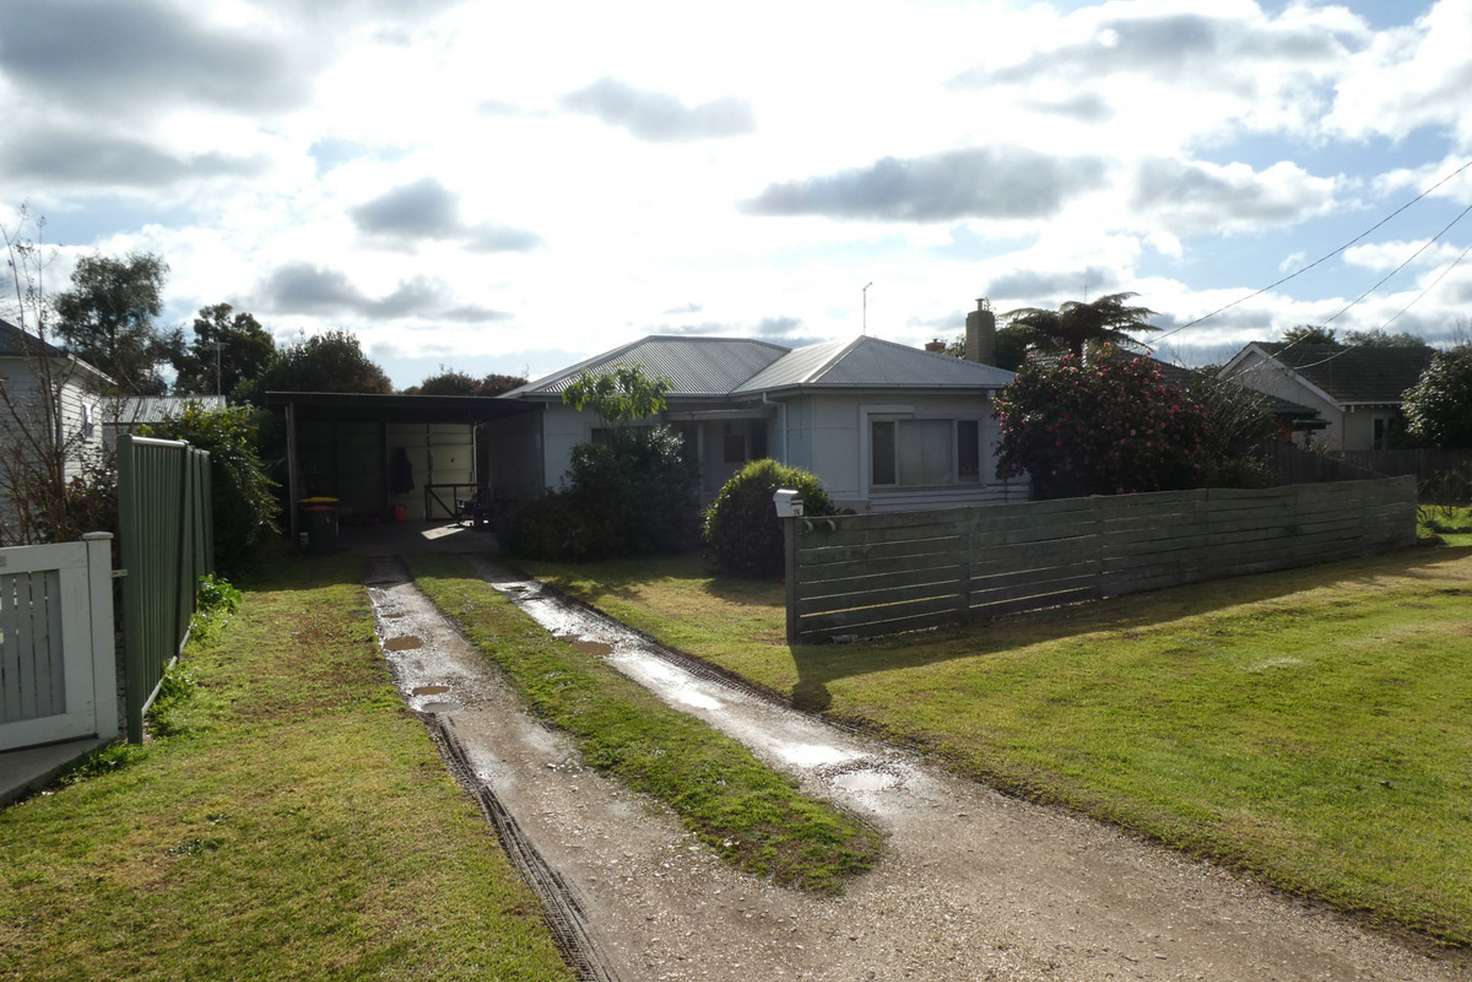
[490,301,1025,513]
[0,318,111,542]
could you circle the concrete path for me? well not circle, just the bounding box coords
[367,555,1468,981]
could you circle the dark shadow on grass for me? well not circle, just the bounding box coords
[785,544,1472,714]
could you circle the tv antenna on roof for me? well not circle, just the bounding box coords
[862,281,873,335]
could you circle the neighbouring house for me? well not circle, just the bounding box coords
[1219,342,1435,451]
[489,299,1020,513]
[0,317,112,541]
[1095,348,1326,442]
[100,396,228,450]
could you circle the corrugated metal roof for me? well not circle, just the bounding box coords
[734,335,1014,393]
[502,336,790,398]
[106,396,228,422]
[731,337,852,393]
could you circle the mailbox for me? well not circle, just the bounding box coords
[772,488,804,518]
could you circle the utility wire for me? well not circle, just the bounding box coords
[1319,201,1472,325]
[1151,157,1472,345]
[1377,241,1472,331]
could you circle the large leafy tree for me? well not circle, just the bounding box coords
[561,364,672,426]
[1281,324,1338,345]
[52,251,181,394]
[402,368,527,396]
[241,329,392,403]
[993,351,1211,499]
[1341,328,1426,348]
[173,303,277,397]
[1002,292,1158,360]
[1402,347,1472,448]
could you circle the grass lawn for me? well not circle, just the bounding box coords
[527,544,1472,943]
[0,556,573,982]
[1421,504,1472,547]
[410,555,880,894]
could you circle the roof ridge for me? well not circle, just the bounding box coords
[643,334,792,351]
[807,336,865,384]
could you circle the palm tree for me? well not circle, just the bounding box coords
[1003,292,1159,360]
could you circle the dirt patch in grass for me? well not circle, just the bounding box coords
[528,547,1472,945]
[409,554,881,895]
[0,556,573,982]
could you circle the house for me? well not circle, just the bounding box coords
[1219,342,1434,451]
[489,300,1021,513]
[100,396,228,449]
[1094,347,1326,441]
[0,318,112,542]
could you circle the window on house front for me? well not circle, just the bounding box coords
[1372,416,1392,451]
[870,418,983,488]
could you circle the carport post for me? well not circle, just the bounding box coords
[285,400,299,545]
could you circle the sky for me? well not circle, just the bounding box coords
[1,0,1470,387]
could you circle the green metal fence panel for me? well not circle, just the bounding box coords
[117,435,215,743]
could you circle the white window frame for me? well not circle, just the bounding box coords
[861,404,986,495]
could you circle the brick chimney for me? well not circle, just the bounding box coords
[924,338,947,353]
[964,298,996,365]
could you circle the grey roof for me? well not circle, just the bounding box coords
[105,396,227,423]
[0,317,64,358]
[733,335,1014,394]
[1248,341,1434,404]
[502,336,789,398]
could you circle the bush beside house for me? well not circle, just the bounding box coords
[704,459,835,576]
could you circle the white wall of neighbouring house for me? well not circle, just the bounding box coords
[1227,351,1346,449]
[0,359,105,539]
[777,390,1023,513]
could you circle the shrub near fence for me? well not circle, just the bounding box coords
[117,434,215,742]
[787,477,1417,643]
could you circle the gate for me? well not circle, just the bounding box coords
[0,534,118,750]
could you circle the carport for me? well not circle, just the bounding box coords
[266,391,539,545]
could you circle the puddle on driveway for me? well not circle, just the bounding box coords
[476,560,935,818]
[412,685,450,696]
[421,700,462,713]
[384,635,423,651]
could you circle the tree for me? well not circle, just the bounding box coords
[944,323,1036,371]
[1,207,112,544]
[141,403,279,573]
[1341,328,1426,348]
[561,364,672,426]
[401,368,527,396]
[52,251,180,394]
[173,303,277,397]
[241,329,392,403]
[1281,324,1338,345]
[1403,347,1472,448]
[1002,292,1158,360]
[993,350,1211,499]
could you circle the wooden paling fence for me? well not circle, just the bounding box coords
[785,476,1418,643]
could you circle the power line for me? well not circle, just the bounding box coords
[1377,241,1472,331]
[1151,157,1472,345]
[1320,201,1472,324]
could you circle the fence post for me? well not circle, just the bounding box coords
[783,515,799,645]
[116,435,144,744]
[82,532,118,741]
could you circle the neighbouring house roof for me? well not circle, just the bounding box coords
[1098,348,1323,421]
[104,395,227,424]
[502,336,790,399]
[0,316,115,384]
[1227,342,1435,406]
[733,335,1014,394]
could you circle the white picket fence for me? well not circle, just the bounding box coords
[0,534,117,751]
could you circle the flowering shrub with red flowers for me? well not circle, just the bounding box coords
[993,351,1213,499]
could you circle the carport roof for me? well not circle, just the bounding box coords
[266,390,539,423]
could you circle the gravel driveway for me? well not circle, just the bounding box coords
[366,556,1467,981]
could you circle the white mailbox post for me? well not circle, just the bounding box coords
[774,489,803,643]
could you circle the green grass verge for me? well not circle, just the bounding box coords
[409,554,881,895]
[527,546,1472,943]
[1421,504,1472,547]
[0,557,573,982]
